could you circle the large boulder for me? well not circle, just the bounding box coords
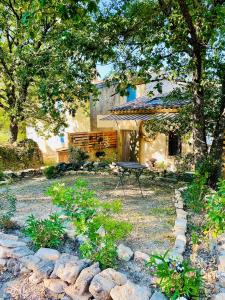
[64,263,100,299]
[89,268,127,300]
[110,281,152,300]
[117,244,133,261]
[51,253,90,284]
[33,260,55,279]
[35,248,60,261]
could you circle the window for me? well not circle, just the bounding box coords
[168,133,181,156]
[127,86,136,102]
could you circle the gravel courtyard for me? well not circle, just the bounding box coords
[0,171,177,255]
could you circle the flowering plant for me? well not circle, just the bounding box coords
[147,252,203,299]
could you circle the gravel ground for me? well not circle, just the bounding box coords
[1,171,177,255]
[0,171,178,295]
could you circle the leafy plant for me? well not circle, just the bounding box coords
[147,252,203,299]
[205,180,225,237]
[0,188,17,230]
[48,179,132,268]
[43,166,59,179]
[23,214,65,249]
[68,146,89,164]
[182,171,208,213]
[0,171,4,181]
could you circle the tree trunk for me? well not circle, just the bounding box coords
[192,57,208,166]
[208,69,225,187]
[9,117,19,144]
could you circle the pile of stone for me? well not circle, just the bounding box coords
[214,234,225,299]
[1,168,45,184]
[169,187,187,261]
[0,232,167,300]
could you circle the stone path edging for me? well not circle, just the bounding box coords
[0,232,167,300]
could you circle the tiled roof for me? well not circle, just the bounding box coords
[101,112,178,121]
[111,95,189,112]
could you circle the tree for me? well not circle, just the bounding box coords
[0,0,100,143]
[95,0,225,184]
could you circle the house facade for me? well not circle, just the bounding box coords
[27,79,224,175]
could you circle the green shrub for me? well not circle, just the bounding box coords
[0,171,4,181]
[68,146,89,164]
[43,166,59,179]
[0,188,17,230]
[0,139,43,171]
[23,214,65,249]
[48,179,132,268]
[147,252,203,299]
[205,180,225,237]
[182,171,208,212]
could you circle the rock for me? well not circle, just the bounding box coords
[89,268,127,300]
[51,253,90,284]
[150,291,167,300]
[110,281,152,300]
[134,251,150,263]
[35,248,60,261]
[29,272,43,284]
[0,233,18,241]
[215,294,225,300]
[176,209,187,219]
[0,258,7,266]
[7,258,21,274]
[44,278,68,294]
[174,219,187,230]
[0,239,26,248]
[73,263,101,295]
[65,287,92,300]
[19,254,41,270]
[8,246,34,259]
[34,260,55,279]
[117,244,133,261]
[0,246,9,258]
[218,256,225,272]
[20,267,31,274]
[169,250,183,262]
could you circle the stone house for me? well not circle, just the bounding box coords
[26,79,225,175]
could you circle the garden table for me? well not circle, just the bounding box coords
[115,162,147,198]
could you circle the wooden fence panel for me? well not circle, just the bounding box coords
[68,131,117,151]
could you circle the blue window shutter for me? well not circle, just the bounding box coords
[59,135,65,144]
[127,86,136,102]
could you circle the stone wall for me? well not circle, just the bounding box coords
[0,188,188,300]
[0,232,168,300]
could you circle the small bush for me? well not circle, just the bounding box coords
[0,188,17,230]
[0,139,43,171]
[182,171,208,212]
[205,180,225,237]
[48,179,132,268]
[68,146,89,164]
[23,214,65,249]
[43,166,59,179]
[0,171,4,181]
[147,252,203,299]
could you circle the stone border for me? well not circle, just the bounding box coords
[169,187,188,261]
[1,167,46,184]
[214,234,225,299]
[0,232,167,300]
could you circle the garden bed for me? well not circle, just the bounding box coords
[0,171,179,298]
